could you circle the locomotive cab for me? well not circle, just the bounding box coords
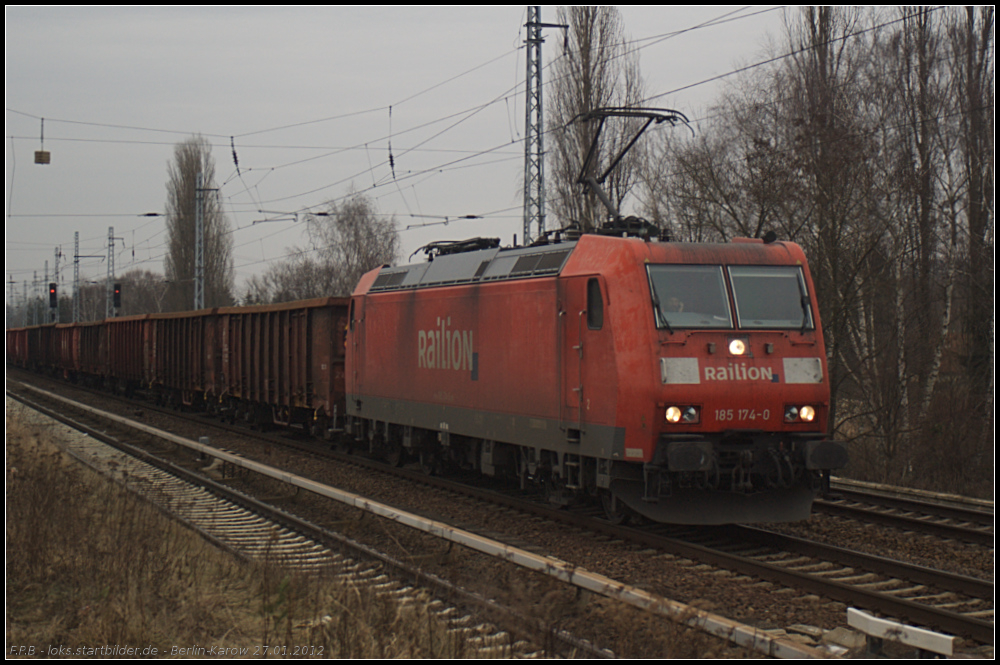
[589,236,848,523]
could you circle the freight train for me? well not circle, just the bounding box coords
[7,298,350,436]
[8,232,847,524]
[7,109,846,523]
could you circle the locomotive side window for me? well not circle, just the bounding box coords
[647,265,732,329]
[587,278,603,330]
[728,266,814,329]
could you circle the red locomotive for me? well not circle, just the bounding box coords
[346,232,847,523]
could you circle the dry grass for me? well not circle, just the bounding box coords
[5,408,495,658]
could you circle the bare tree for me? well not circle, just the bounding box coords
[75,281,106,322]
[242,256,327,304]
[243,191,399,303]
[642,92,807,244]
[116,269,171,315]
[305,192,400,295]
[163,136,234,311]
[952,7,995,421]
[548,6,645,231]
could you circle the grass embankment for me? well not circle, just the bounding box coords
[5,407,484,658]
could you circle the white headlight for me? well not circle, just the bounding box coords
[729,339,746,355]
[785,405,816,423]
[666,406,682,423]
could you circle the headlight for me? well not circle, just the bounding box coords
[729,338,747,355]
[666,405,700,424]
[785,405,818,423]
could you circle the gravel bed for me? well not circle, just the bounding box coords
[761,515,994,582]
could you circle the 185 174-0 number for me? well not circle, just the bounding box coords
[715,408,770,422]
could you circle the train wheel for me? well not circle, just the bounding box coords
[600,490,630,525]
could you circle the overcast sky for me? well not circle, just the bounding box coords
[5,6,788,307]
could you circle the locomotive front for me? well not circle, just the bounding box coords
[604,237,848,524]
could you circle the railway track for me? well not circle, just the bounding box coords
[667,524,994,645]
[429,478,995,645]
[819,480,994,546]
[316,444,996,646]
[6,385,601,659]
[7,379,831,658]
[36,419,343,573]
[9,373,994,654]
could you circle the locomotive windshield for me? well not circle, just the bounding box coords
[647,264,814,330]
[729,266,814,329]
[647,265,732,329]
